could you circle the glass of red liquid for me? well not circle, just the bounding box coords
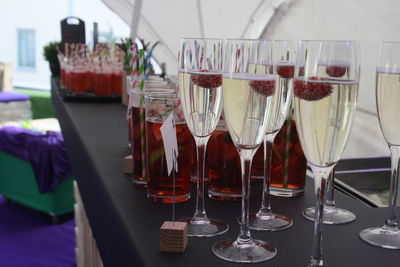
[207,118,241,201]
[130,88,174,188]
[145,92,193,203]
[251,116,307,197]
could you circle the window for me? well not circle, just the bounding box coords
[17,29,36,70]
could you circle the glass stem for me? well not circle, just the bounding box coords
[325,168,336,208]
[192,135,210,222]
[384,145,400,230]
[236,148,256,245]
[258,134,275,215]
[309,165,333,267]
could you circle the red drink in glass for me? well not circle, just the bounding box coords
[251,118,307,197]
[112,71,123,96]
[269,119,307,197]
[146,120,192,203]
[207,129,241,201]
[131,106,147,187]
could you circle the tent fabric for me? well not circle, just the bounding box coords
[102,0,398,158]
[260,0,399,158]
[101,0,290,73]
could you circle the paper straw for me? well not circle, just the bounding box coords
[282,115,292,188]
[130,45,138,89]
[138,49,146,181]
[144,51,152,80]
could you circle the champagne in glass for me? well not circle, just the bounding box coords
[302,59,357,224]
[294,40,359,266]
[212,40,277,263]
[178,38,228,237]
[248,40,294,231]
[359,41,400,249]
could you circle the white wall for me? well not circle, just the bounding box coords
[0,0,130,90]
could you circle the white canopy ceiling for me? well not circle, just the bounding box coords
[259,0,400,157]
[101,0,292,74]
[102,0,400,158]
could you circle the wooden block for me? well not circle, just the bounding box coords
[160,221,188,252]
[123,155,133,174]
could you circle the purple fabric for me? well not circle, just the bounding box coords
[0,126,72,193]
[0,92,30,102]
[0,195,75,267]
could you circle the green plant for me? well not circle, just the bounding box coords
[43,41,61,62]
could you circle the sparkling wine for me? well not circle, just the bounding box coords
[179,71,223,137]
[318,61,350,79]
[223,73,276,149]
[248,61,293,134]
[376,69,400,145]
[293,78,358,167]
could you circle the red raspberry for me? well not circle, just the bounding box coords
[294,77,333,101]
[191,71,222,88]
[326,66,347,78]
[277,65,295,78]
[249,80,275,96]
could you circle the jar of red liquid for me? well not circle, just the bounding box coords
[130,87,175,188]
[144,92,193,203]
[112,69,123,96]
[103,68,113,96]
[251,115,307,197]
[207,117,241,201]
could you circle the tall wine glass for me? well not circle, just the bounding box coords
[303,168,356,224]
[212,39,277,263]
[293,40,359,266]
[248,40,294,231]
[178,38,229,237]
[359,41,400,249]
[301,43,358,225]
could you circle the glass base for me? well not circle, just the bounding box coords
[132,179,147,188]
[208,189,241,201]
[270,186,304,197]
[359,227,400,249]
[212,239,277,263]
[147,193,189,203]
[179,218,229,237]
[302,206,356,225]
[247,212,293,231]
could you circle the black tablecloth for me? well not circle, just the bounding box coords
[52,79,400,267]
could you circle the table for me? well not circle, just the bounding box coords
[51,78,400,267]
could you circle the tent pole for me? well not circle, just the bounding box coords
[196,0,205,38]
[130,0,143,41]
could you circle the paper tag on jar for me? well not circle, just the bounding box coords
[160,113,179,175]
[126,90,135,120]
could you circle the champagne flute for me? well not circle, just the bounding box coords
[178,38,229,237]
[212,39,277,263]
[293,40,359,266]
[359,41,400,249]
[248,40,294,231]
[302,54,358,224]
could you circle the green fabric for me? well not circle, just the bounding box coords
[0,151,74,215]
[14,88,55,119]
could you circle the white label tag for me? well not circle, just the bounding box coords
[160,113,179,175]
[126,90,135,120]
[132,93,141,108]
